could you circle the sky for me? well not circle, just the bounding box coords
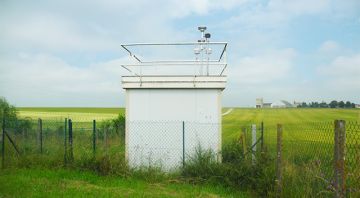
[0,0,360,107]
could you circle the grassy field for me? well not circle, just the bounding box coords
[5,107,360,197]
[18,107,360,123]
[17,107,360,142]
[222,108,360,143]
[18,107,124,121]
[0,168,248,197]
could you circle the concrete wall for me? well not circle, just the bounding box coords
[125,89,222,169]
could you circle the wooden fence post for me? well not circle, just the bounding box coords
[334,120,346,198]
[252,124,256,165]
[38,118,43,154]
[276,124,283,198]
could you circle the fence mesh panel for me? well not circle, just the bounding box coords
[284,122,334,180]
[126,121,221,170]
[1,117,359,196]
[346,121,360,195]
[240,121,360,196]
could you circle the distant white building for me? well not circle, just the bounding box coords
[256,98,295,108]
[271,101,286,108]
[256,98,272,108]
[256,98,263,108]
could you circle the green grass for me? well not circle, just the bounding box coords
[222,108,359,140]
[17,107,124,122]
[7,107,360,197]
[18,106,360,125]
[0,168,248,198]
[18,107,124,114]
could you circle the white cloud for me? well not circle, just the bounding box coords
[1,0,360,106]
[169,0,249,17]
[221,0,360,29]
[318,53,360,88]
[318,40,340,52]
[0,53,128,106]
[227,48,296,84]
[0,14,118,52]
[221,0,327,29]
[268,0,329,15]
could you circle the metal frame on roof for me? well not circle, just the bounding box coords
[120,41,228,76]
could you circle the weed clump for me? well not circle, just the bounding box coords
[181,142,275,197]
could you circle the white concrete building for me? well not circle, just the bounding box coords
[256,98,263,108]
[121,27,227,169]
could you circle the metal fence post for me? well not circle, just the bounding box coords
[252,124,256,165]
[38,118,43,154]
[261,122,264,152]
[241,127,247,159]
[93,120,96,157]
[276,124,283,198]
[64,118,67,165]
[1,111,5,169]
[182,121,185,167]
[334,120,346,198]
[68,119,73,161]
[104,125,108,153]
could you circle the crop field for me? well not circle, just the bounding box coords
[18,107,124,122]
[2,107,360,197]
[18,107,360,143]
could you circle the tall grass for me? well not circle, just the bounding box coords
[180,143,275,196]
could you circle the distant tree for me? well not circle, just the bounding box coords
[310,102,315,108]
[345,101,352,108]
[329,100,338,108]
[338,101,345,108]
[351,103,356,108]
[0,97,18,124]
[301,102,308,108]
[320,101,328,108]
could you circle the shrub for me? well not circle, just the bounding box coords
[181,142,275,196]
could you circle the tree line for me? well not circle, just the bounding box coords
[297,100,357,108]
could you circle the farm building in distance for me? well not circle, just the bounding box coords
[121,27,227,169]
[256,98,296,108]
[256,98,272,108]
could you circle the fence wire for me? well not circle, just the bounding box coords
[126,121,221,170]
[1,117,359,196]
[346,121,360,195]
[240,121,360,197]
[0,118,125,168]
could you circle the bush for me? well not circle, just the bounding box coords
[0,97,18,127]
[97,114,125,140]
[181,142,275,196]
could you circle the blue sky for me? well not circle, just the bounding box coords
[0,0,360,107]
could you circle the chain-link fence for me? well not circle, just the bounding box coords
[126,121,221,170]
[0,117,125,168]
[1,116,359,197]
[1,118,222,170]
[240,120,360,197]
[346,121,360,196]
